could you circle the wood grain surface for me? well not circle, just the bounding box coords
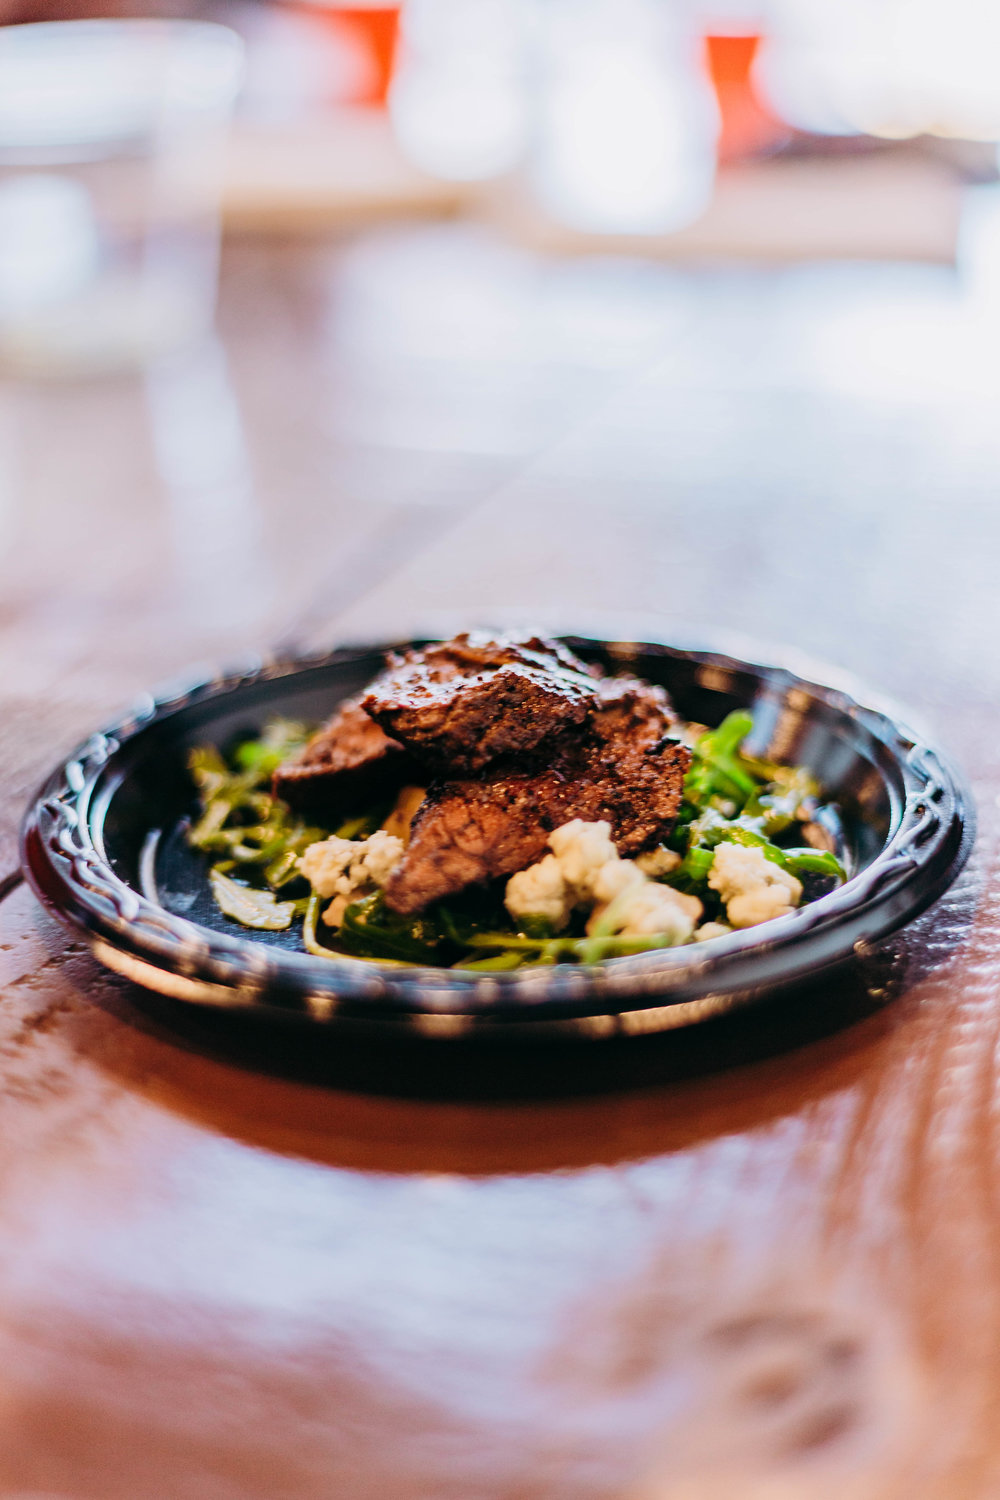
[1,215,999,1497]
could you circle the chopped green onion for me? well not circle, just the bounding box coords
[233,721,309,776]
[334,813,377,840]
[339,892,443,965]
[454,951,527,971]
[781,848,846,879]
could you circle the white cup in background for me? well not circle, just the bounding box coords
[0,20,243,378]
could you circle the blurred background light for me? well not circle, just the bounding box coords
[531,0,719,235]
[275,0,401,108]
[757,0,1000,143]
[237,5,363,123]
[0,0,997,323]
[389,0,530,182]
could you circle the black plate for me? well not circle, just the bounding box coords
[20,637,974,1038]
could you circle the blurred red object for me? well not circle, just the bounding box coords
[705,33,787,162]
[285,2,400,107]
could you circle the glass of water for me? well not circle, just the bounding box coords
[0,20,243,377]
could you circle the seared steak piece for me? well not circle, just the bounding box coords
[273,697,417,819]
[387,632,600,680]
[273,635,602,819]
[590,673,678,739]
[365,661,595,775]
[383,679,690,915]
[362,633,601,774]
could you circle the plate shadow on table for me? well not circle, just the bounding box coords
[28,867,978,1175]
[71,943,921,1176]
[126,872,980,1110]
[133,953,890,1098]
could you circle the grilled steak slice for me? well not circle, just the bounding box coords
[589,673,678,739]
[384,632,600,680]
[383,679,689,915]
[273,697,417,819]
[365,663,596,775]
[362,633,601,775]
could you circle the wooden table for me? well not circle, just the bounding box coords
[0,220,997,1499]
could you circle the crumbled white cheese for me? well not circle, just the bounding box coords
[298,836,355,898]
[634,845,682,878]
[506,818,627,928]
[548,819,619,894]
[504,817,701,941]
[299,829,405,928]
[299,829,404,897]
[360,829,405,887]
[694,921,733,943]
[593,881,702,943]
[591,858,645,905]
[504,853,573,931]
[707,843,802,929]
[727,885,801,928]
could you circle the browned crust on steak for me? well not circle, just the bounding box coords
[397,632,601,679]
[272,697,417,819]
[364,661,595,774]
[590,674,677,739]
[383,678,689,915]
[361,633,600,774]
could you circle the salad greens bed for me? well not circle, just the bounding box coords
[186,710,846,971]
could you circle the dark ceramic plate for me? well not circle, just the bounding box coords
[21,637,974,1039]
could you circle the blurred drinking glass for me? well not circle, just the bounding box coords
[0,20,243,378]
